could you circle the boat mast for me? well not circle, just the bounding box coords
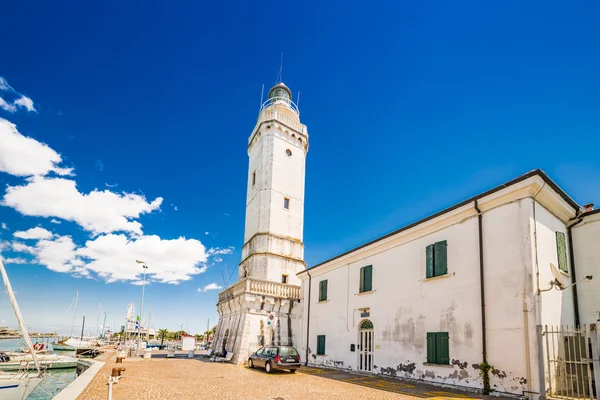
[0,258,41,372]
[70,291,79,338]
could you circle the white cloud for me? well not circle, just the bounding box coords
[1,223,7,230]
[76,234,207,283]
[204,232,209,235]
[200,283,223,292]
[0,119,73,177]
[0,97,16,113]
[35,235,78,272]
[207,246,234,256]
[12,242,36,254]
[2,257,27,265]
[213,257,223,263]
[105,183,118,188]
[197,265,208,274]
[0,78,36,113]
[50,219,61,224]
[3,176,162,235]
[13,96,36,113]
[11,232,209,284]
[13,227,53,240]
[0,77,13,91]
[95,160,104,171]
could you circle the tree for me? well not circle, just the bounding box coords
[158,329,168,350]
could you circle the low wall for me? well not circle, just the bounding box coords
[53,359,105,399]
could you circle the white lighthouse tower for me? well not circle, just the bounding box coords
[214,82,308,364]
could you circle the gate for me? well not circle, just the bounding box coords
[543,324,600,399]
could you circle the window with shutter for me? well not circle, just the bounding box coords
[359,265,372,293]
[434,240,448,276]
[319,280,328,302]
[316,335,326,355]
[556,232,568,273]
[437,332,450,365]
[426,241,448,278]
[426,244,434,278]
[426,332,450,365]
[426,332,436,363]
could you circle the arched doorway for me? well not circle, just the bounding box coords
[222,329,230,354]
[358,319,374,372]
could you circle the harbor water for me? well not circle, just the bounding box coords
[0,338,81,399]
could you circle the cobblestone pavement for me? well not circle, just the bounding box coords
[78,351,502,400]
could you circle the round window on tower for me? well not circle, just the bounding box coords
[285,149,292,157]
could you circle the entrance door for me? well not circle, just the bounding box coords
[358,319,374,372]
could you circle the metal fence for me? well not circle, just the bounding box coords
[543,324,600,400]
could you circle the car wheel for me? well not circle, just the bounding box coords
[265,361,272,373]
[249,359,254,368]
[289,369,296,373]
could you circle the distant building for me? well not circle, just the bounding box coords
[214,82,600,399]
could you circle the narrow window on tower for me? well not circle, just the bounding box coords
[284,197,290,210]
[252,171,256,187]
[281,274,288,284]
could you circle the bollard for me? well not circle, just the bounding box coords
[116,357,124,364]
[111,367,126,378]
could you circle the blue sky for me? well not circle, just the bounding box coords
[0,1,599,335]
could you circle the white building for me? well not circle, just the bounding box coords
[215,81,600,398]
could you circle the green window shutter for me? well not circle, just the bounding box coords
[436,332,450,365]
[319,280,328,301]
[426,244,434,278]
[556,232,568,273]
[426,332,436,363]
[359,267,365,293]
[363,265,372,292]
[434,241,448,276]
[317,335,326,355]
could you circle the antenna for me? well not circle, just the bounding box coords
[259,84,264,110]
[279,51,283,83]
[297,91,301,108]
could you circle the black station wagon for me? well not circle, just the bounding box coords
[248,345,301,373]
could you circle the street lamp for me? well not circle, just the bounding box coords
[135,260,148,356]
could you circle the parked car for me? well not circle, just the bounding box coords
[248,345,301,373]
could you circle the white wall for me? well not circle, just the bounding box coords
[530,201,575,327]
[572,212,600,325]
[298,200,548,395]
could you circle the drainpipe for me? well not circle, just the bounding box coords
[474,200,490,394]
[567,213,584,327]
[305,270,312,366]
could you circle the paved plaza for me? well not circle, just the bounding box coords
[77,351,505,400]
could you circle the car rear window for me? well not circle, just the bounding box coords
[278,346,298,356]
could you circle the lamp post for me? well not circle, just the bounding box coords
[135,260,148,355]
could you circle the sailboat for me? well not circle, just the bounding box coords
[0,257,44,399]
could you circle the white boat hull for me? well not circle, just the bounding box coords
[0,376,43,400]
[0,359,78,371]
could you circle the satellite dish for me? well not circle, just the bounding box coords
[550,263,566,288]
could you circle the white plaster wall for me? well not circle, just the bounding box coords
[299,201,542,395]
[572,213,600,325]
[530,201,575,327]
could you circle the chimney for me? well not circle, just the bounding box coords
[584,203,594,212]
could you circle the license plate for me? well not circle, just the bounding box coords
[286,358,295,362]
